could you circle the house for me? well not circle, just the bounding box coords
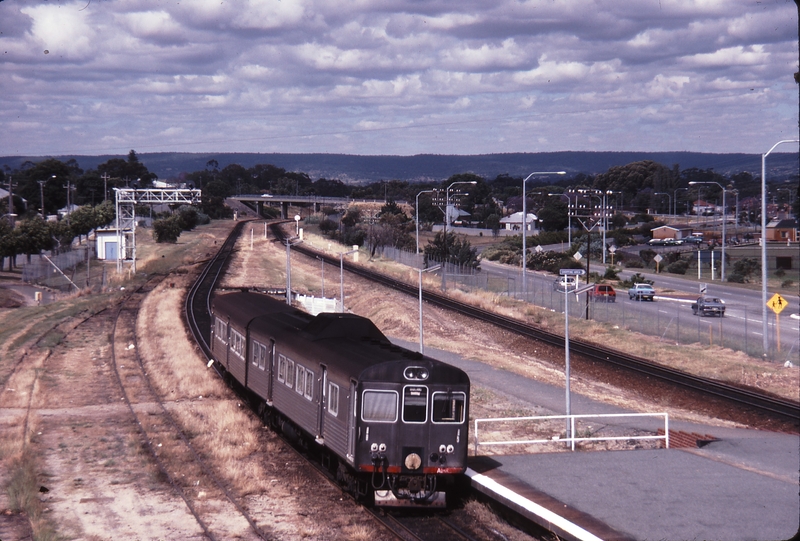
[765,218,798,242]
[650,225,694,240]
[500,211,538,232]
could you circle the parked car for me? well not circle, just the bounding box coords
[683,236,704,245]
[648,238,666,246]
[587,284,616,302]
[628,283,656,301]
[691,296,725,317]
[552,276,577,292]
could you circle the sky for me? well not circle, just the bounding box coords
[1,0,798,158]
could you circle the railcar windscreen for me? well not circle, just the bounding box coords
[362,390,398,422]
[402,386,428,423]
[432,392,466,423]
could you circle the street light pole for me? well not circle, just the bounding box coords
[339,248,359,313]
[653,192,671,217]
[416,189,434,254]
[761,139,799,356]
[442,180,477,291]
[417,264,441,354]
[522,171,566,296]
[673,187,688,217]
[689,181,729,280]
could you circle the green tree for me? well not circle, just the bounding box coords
[15,216,54,262]
[152,216,183,243]
[423,231,479,269]
[0,218,18,271]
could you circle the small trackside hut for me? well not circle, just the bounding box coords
[209,290,470,507]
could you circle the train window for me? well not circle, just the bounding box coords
[231,329,245,359]
[286,359,294,388]
[327,383,339,417]
[258,343,266,370]
[402,386,428,423]
[251,340,261,367]
[295,365,305,395]
[432,392,466,424]
[277,354,287,383]
[251,341,267,370]
[362,390,398,423]
[215,319,227,344]
[304,369,314,400]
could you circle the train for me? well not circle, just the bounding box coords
[209,290,471,507]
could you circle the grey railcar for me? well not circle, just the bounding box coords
[209,290,470,507]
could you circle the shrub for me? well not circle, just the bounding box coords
[152,216,182,243]
[625,259,644,268]
[727,272,747,283]
[620,272,654,288]
[319,218,338,234]
[603,266,620,280]
[666,260,689,275]
[781,280,795,289]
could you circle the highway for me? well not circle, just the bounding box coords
[476,256,799,361]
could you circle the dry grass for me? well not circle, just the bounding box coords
[168,399,267,494]
[463,499,545,541]
[137,277,227,400]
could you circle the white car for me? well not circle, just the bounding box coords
[553,276,577,292]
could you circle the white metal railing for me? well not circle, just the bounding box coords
[473,412,669,453]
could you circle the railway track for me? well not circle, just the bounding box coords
[270,223,799,425]
[111,276,269,540]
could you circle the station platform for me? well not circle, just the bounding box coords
[390,338,800,541]
[467,430,799,541]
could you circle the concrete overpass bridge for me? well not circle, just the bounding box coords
[231,194,394,219]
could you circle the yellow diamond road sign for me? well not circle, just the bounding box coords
[767,293,788,315]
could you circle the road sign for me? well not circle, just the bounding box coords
[700,283,707,294]
[573,252,583,261]
[560,268,586,276]
[767,293,787,315]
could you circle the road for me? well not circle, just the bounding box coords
[475,255,799,361]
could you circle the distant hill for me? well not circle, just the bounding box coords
[2,151,797,183]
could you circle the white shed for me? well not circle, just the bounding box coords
[95,228,128,260]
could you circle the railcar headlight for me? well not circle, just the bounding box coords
[370,443,378,452]
[439,444,447,454]
[404,452,422,470]
[379,443,386,452]
[447,444,454,454]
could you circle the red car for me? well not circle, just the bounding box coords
[587,284,616,302]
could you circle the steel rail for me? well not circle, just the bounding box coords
[274,224,800,424]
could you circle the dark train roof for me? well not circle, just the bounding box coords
[212,291,469,386]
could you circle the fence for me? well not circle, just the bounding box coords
[473,412,670,454]
[22,246,94,291]
[375,245,798,362]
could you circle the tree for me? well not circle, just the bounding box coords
[15,216,54,262]
[97,150,157,188]
[152,216,183,243]
[423,231,479,269]
[0,218,17,271]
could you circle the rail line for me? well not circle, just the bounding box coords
[112,275,269,540]
[272,224,800,425]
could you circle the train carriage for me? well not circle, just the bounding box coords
[209,291,470,507]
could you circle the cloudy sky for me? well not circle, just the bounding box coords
[1,0,797,158]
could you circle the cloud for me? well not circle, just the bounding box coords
[0,0,796,158]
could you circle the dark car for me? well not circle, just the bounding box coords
[683,236,704,245]
[587,284,616,302]
[691,296,725,317]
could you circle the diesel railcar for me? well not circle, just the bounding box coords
[209,290,470,507]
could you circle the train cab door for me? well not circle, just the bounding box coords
[266,339,275,406]
[316,365,327,443]
[346,379,357,463]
